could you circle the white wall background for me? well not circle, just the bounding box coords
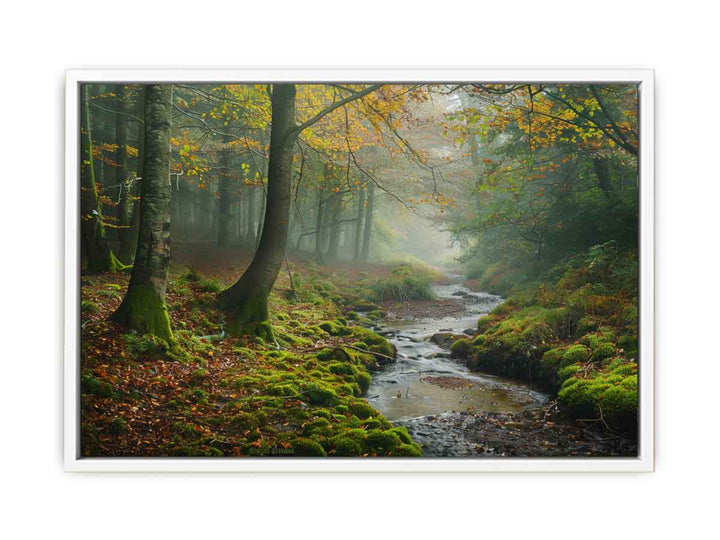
[1,1,716,537]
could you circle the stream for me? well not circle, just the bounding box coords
[366,278,633,457]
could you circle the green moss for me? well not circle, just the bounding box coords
[562,344,591,366]
[81,374,113,397]
[329,435,364,456]
[355,372,372,394]
[292,438,327,457]
[268,382,300,397]
[198,278,223,293]
[304,383,339,406]
[349,401,376,420]
[318,320,352,336]
[81,299,99,313]
[317,347,352,363]
[112,283,173,343]
[366,309,387,321]
[612,362,638,377]
[303,417,331,436]
[327,362,356,376]
[366,429,402,453]
[477,315,498,333]
[189,368,209,385]
[451,338,472,357]
[391,443,422,457]
[389,426,412,444]
[591,342,616,362]
[312,409,332,420]
[108,417,127,435]
[229,412,261,432]
[557,364,582,381]
[187,388,208,404]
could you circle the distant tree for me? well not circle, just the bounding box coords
[80,85,125,272]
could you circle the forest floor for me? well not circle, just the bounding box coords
[80,243,421,457]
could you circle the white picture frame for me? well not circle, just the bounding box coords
[65,69,654,472]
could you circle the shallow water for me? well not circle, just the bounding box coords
[367,282,549,423]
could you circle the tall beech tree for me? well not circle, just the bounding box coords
[117,85,144,264]
[80,85,124,272]
[220,83,381,338]
[112,84,174,342]
[216,135,234,247]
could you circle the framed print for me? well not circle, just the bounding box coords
[65,69,654,472]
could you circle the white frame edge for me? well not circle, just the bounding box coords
[64,69,654,473]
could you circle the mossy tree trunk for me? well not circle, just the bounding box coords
[220,84,297,339]
[360,181,375,262]
[112,84,174,343]
[80,84,124,273]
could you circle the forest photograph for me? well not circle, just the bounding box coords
[76,79,641,460]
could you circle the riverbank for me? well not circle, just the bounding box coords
[451,243,639,438]
[366,276,636,457]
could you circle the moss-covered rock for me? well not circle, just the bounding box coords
[303,383,339,406]
[390,443,422,457]
[349,401,376,420]
[292,438,327,457]
[366,429,402,453]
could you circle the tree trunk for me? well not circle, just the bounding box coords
[80,85,123,273]
[245,187,257,246]
[593,158,613,194]
[217,136,233,247]
[255,183,266,250]
[353,185,366,262]
[112,84,174,342]
[313,185,326,263]
[360,181,375,262]
[325,191,343,262]
[219,84,296,339]
[115,84,136,264]
[119,86,145,262]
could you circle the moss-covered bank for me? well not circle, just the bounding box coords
[452,243,638,432]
